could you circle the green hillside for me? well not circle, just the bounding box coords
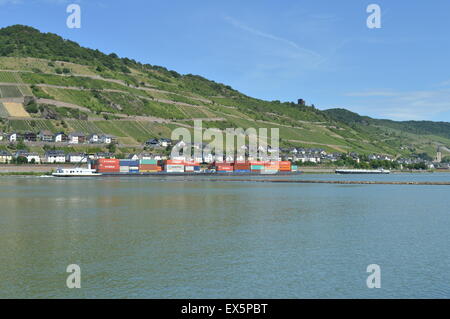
[0,24,449,158]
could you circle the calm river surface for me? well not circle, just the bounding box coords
[1,173,449,298]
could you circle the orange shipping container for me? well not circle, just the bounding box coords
[279,161,291,166]
[234,164,251,170]
[139,164,161,171]
[184,162,200,166]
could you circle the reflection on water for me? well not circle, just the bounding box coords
[0,174,449,298]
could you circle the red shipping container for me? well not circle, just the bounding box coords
[249,161,269,165]
[234,165,250,169]
[166,160,185,165]
[234,164,251,170]
[97,159,120,165]
[97,163,119,170]
[98,169,120,173]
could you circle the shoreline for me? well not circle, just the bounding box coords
[0,164,448,176]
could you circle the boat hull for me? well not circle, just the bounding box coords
[335,169,390,174]
[52,173,103,177]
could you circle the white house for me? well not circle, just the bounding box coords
[101,135,113,144]
[66,153,88,163]
[95,152,115,159]
[15,151,41,164]
[54,132,67,143]
[88,134,100,144]
[68,132,85,144]
[127,154,140,161]
[29,153,41,163]
[8,133,18,143]
[153,154,166,161]
[39,130,54,142]
[0,151,12,163]
[139,153,153,160]
[44,150,66,163]
[159,138,172,147]
[296,154,321,163]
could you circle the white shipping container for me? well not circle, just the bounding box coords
[185,166,194,172]
[262,169,278,175]
[120,166,130,173]
[166,164,185,173]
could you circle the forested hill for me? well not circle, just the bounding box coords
[0,24,449,158]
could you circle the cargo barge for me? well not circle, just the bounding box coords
[53,159,302,177]
[335,169,390,174]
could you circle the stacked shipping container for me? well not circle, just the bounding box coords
[214,162,234,173]
[120,159,139,174]
[184,161,201,172]
[278,161,292,172]
[139,159,161,173]
[233,162,251,173]
[91,159,294,175]
[93,159,120,173]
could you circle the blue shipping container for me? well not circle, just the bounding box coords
[120,160,139,166]
[234,170,250,173]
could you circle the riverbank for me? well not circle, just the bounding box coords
[0,164,448,176]
[0,164,64,174]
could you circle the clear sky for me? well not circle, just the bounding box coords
[1,0,450,121]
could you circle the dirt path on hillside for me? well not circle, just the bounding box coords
[37,99,92,113]
[286,139,348,152]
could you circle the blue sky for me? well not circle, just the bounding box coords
[1,0,450,121]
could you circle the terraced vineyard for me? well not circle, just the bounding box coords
[93,120,128,137]
[0,85,22,98]
[0,102,9,117]
[114,120,154,143]
[66,119,103,134]
[0,71,18,83]
[17,85,32,96]
[8,119,57,132]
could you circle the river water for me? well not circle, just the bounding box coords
[0,173,449,298]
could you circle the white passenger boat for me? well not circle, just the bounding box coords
[52,168,102,177]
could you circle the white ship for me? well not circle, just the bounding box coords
[335,169,390,174]
[52,167,102,177]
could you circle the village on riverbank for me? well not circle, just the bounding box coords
[1,130,449,175]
